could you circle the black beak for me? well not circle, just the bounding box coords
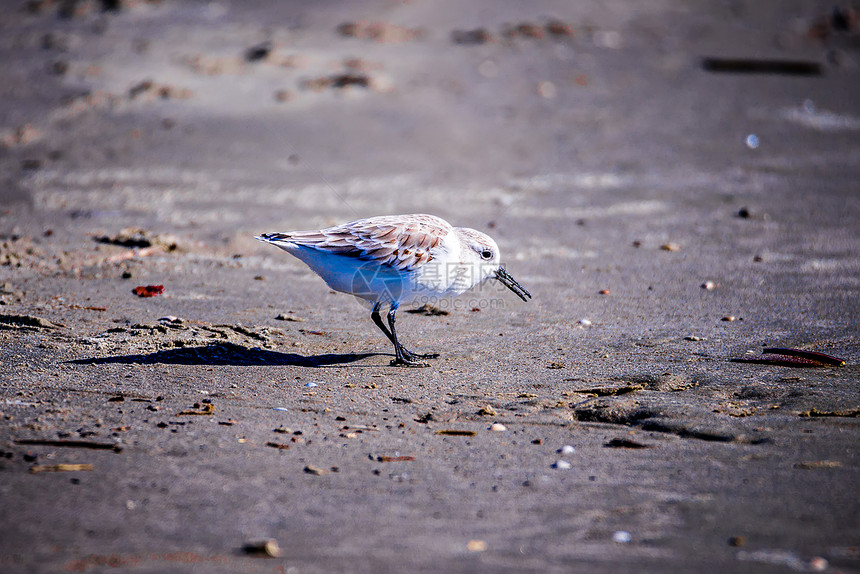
[495,267,531,302]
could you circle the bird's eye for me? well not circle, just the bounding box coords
[480,249,493,260]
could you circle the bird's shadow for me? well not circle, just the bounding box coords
[67,342,380,368]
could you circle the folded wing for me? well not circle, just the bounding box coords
[257,214,450,273]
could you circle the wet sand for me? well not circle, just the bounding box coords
[1,1,858,572]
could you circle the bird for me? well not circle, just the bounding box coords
[255,214,531,367]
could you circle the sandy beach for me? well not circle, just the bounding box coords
[1,1,858,572]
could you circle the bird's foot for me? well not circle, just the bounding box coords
[402,348,440,361]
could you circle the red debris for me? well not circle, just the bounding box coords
[731,347,846,368]
[133,285,164,297]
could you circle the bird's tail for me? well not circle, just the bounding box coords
[255,232,292,243]
[255,233,300,253]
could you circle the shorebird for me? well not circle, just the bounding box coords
[256,214,531,366]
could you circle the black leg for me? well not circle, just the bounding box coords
[370,303,438,366]
[387,305,437,367]
[371,302,396,345]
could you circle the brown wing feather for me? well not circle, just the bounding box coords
[271,214,450,272]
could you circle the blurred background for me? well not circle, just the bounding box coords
[2,1,858,237]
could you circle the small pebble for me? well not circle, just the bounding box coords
[558,445,575,454]
[245,42,272,63]
[721,316,737,322]
[489,423,507,432]
[612,530,632,543]
[477,405,497,416]
[598,289,610,295]
[684,335,707,341]
[660,242,681,252]
[304,382,318,388]
[538,80,557,99]
[701,281,716,290]
[552,460,572,470]
[577,319,592,327]
[809,557,828,572]
[243,539,281,558]
[745,134,759,149]
[275,312,304,322]
[467,539,488,552]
